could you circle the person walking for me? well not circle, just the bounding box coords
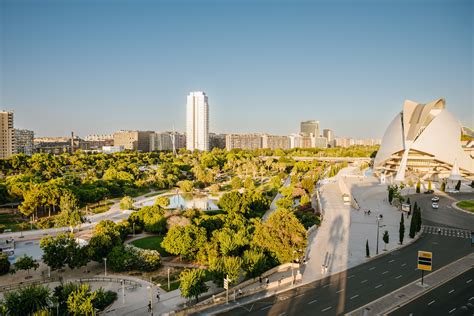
[265,277,269,286]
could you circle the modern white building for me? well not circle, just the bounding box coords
[374,98,474,182]
[186,91,209,151]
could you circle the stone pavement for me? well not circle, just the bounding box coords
[303,166,415,283]
[348,252,474,315]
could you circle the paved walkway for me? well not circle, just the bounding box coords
[348,252,474,315]
[303,166,413,283]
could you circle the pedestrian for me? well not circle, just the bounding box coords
[259,276,262,284]
[265,277,269,285]
[238,289,242,296]
[156,291,160,301]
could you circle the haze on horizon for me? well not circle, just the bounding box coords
[0,0,472,138]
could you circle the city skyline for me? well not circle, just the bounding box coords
[1,0,472,138]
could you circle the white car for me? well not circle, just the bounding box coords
[432,202,439,209]
[431,196,440,202]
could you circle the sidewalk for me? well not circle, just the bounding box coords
[348,252,474,315]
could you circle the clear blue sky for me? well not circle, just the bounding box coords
[1,0,472,138]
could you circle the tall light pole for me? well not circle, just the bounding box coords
[147,286,153,315]
[103,258,107,277]
[376,215,384,255]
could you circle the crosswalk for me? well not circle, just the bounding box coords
[422,225,471,239]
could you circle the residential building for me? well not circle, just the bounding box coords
[14,129,34,155]
[323,129,334,147]
[226,134,262,150]
[314,136,328,148]
[289,134,313,149]
[84,134,113,142]
[0,111,15,159]
[186,91,209,151]
[300,120,320,137]
[262,134,290,150]
[113,130,154,152]
[149,132,186,151]
[34,136,77,154]
[374,98,474,181]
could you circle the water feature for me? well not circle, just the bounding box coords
[364,168,374,177]
[141,193,219,211]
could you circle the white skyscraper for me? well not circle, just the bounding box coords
[186,91,209,151]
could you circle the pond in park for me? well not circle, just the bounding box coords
[141,193,219,211]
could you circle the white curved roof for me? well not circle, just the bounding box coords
[374,99,474,178]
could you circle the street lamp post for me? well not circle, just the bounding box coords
[147,286,153,315]
[167,268,170,291]
[376,215,384,255]
[103,258,107,277]
[133,223,135,236]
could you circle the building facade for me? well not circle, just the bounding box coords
[374,98,474,181]
[186,91,209,151]
[113,130,154,152]
[14,129,34,155]
[323,129,334,147]
[300,120,320,137]
[262,134,290,150]
[226,134,262,150]
[0,111,15,159]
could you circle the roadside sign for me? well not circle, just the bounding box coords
[224,278,229,290]
[417,251,432,271]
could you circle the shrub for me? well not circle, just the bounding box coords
[92,288,118,311]
[120,196,134,210]
[0,254,10,275]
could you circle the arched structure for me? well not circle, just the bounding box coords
[374,99,474,182]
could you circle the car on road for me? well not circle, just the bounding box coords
[424,189,434,194]
[432,202,439,209]
[431,196,440,202]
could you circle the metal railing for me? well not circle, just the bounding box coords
[0,276,60,292]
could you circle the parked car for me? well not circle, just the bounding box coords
[447,189,460,193]
[431,196,440,202]
[424,190,435,194]
[432,202,439,209]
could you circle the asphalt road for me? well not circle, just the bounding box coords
[410,192,474,231]
[218,234,473,316]
[218,193,474,316]
[388,268,474,316]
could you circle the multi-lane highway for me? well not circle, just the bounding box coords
[217,192,474,316]
[388,268,474,316]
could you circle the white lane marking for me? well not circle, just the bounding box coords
[348,275,355,279]
[448,308,456,313]
[369,267,376,271]
[321,306,332,312]
[361,279,368,284]
[389,259,395,263]
[375,284,383,289]
[350,294,359,300]
[428,300,435,306]
[449,289,455,294]
[382,271,389,275]
[466,279,472,284]
[395,275,403,279]
[336,289,344,293]
[401,263,407,267]
[308,299,317,305]
[294,293,305,298]
[323,284,331,288]
[261,305,272,310]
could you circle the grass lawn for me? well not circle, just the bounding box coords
[456,200,474,213]
[131,236,171,257]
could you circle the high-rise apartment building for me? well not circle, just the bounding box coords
[0,111,15,159]
[300,120,320,137]
[150,132,186,151]
[226,134,262,150]
[262,134,290,150]
[113,130,154,152]
[323,129,334,147]
[186,91,209,151]
[14,129,34,155]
